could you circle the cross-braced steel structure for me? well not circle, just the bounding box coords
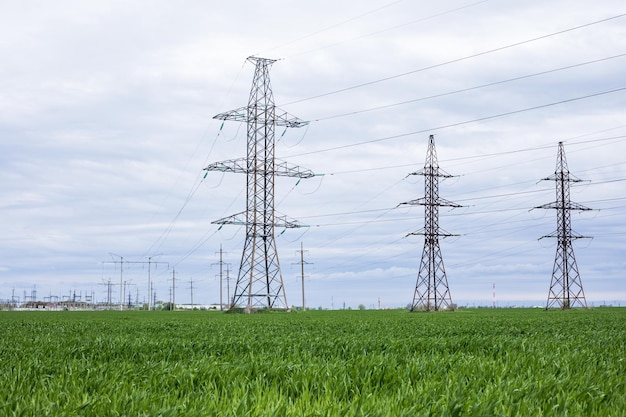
[204,57,313,310]
[537,141,590,309]
[402,135,461,311]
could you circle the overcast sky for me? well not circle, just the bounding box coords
[1,0,625,308]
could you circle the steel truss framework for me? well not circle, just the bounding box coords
[205,57,313,310]
[537,142,590,309]
[402,135,461,311]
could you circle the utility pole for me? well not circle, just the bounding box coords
[145,257,167,311]
[219,247,223,310]
[536,142,590,309]
[212,245,230,311]
[204,56,315,311]
[99,279,115,307]
[148,257,154,310]
[402,135,461,311]
[188,277,195,308]
[171,268,177,310]
[293,242,312,311]
[226,264,231,309]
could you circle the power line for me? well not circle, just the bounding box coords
[293,170,624,228]
[140,59,250,260]
[313,53,626,122]
[289,177,620,271]
[281,0,490,59]
[285,86,626,158]
[307,134,626,178]
[261,0,405,55]
[282,13,626,106]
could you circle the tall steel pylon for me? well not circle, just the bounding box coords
[402,135,461,311]
[204,57,314,310]
[537,141,590,309]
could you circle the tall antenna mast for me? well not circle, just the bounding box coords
[402,135,461,311]
[205,57,314,311]
[536,142,590,309]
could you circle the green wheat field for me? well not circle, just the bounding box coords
[1,308,624,416]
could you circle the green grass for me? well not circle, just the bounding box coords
[0,308,624,416]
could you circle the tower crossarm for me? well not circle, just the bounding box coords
[541,173,583,183]
[401,197,462,208]
[407,228,459,238]
[212,212,247,226]
[205,158,314,178]
[214,106,309,129]
[275,110,309,128]
[409,169,455,178]
[274,214,309,228]
[534,201,592,211]
[274,160,315,178]
[204,158,247,174]
[212,212,308,229]
[538,229,591,240]
[213,107,248,122]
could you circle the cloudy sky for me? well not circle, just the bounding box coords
[1,0,625,308]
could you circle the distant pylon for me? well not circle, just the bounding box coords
[402,135,461,311]
[204,57,314,310]
[536,141,591,309]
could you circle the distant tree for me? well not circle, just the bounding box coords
[358,304,366,310]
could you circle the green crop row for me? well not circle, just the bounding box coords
[0,308,624,416]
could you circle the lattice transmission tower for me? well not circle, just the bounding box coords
[536,141,590,309]
[204,56,314,311]
[402,135,461,311]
